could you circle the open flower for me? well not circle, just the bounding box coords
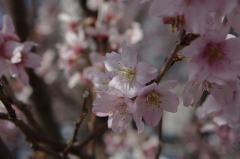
[103,41,158,98]
[92,88,144,133]
[150,0,211,34]
[4,41,42,85]
[182,25,240,106]
[134,81,179,127]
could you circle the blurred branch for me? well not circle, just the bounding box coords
[155,117,163,159]
[0,83,16,120]
[155,29,186,84]
[78,0,98,17]
[78,122,108,149]
[0,77,43,132]
[0,136,15,159]
[6,0,61,139]
[61,89,90,158]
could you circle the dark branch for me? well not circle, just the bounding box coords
[0,83,16,119]
[61,89,90,158]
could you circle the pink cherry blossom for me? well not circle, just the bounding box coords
[206,0,240,33]
[182,25,240,106]
[134,81,179,127]
[92,88,144,133]
[4,41,42,85]
[1,15,20,41]
[150,0,212,34]
[103,41,158,98]
[182,79,235,106]
[196,89,240,128]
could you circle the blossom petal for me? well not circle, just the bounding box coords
[121,41,137,67]
[24,53,42,68]
[143,109,162,127]
[136,62,158,85]
[158,80,178,90]
[182,80,202,106]
[111,114,132,133]
[2,15,15,34]
[103,52,121,72]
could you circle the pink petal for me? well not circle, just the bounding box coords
[8,64,18,77]
[182,37,207,57]
[196,95,222,119]
[121,41,137,67]
[103,52,121,72]
[188,55,210,82]
[211,84,234,104]
[4,41,23,58]
[158,80,178,90]
[23,41,37,52]
[2,15,15,34]
[225,38,240,61]
[133,115,144,133]
[138,83,156,96]
[184,2,210,34]
[143,109,162,127]
[111,114,132,133]
[160,92,179,113]
[92,95,117,116]
[227,6,240,33]
[182,80,202,106]
[108,75,143,98]
[24,53,42,68]
[134,96,147,117]
[19,65,29,85]
[136,62,158,85]
[150,0,180,17]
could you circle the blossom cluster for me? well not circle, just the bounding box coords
[0,15,41,85]
[148,0,240,147]
[92,41,180,133]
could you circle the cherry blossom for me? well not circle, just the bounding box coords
[182,25,240,106]
[134,81,179,127]
[4,41,42,85]
[103,41,158,98]
[92,88,144,133]
[150,0,211,34]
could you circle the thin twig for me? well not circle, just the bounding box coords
[154,29,186,159]
[155,117,163,159]
[61,89,90,158]
[0,112,62,158]
[78,122,108,149]
[0,83,16,119]
[0,77,43,132]
[155,29,186,84]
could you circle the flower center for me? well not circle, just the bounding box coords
[111,99,128,117]
[207,44,223,58]
[117,67,135,82]
[146,91,162,111]
[202,81,223,93]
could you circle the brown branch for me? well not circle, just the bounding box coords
[155,117,163,159]
[154,29,187,159]
[0,77,43,132]
[0,83,16,119]
[61,89,90,158]
[155,29,186,84]
[78,122,108,149]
